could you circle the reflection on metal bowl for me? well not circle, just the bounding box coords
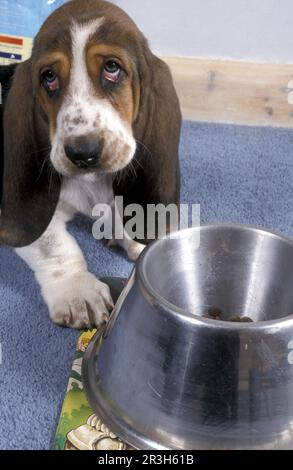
[83,224,293,449]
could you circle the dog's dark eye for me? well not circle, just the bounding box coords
[103,60,121,83]
[41,69,60,94]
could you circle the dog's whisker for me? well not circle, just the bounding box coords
[135,139,153,159]
[132,156,144,171]
[128,161,137,179]
[25,145,52,157]
[115,170,123,186]
[35,154,51,183]
[49,169,53,193]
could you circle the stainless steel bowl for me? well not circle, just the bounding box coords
[83,224,293,450]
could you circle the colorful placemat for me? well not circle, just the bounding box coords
[53,277,133,451]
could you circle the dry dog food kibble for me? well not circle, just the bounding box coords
[203,307,253,323]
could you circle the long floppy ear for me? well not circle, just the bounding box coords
[0,64,18,213]
[0,60,61,247]
[113,46,181,239]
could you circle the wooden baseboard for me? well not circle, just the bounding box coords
[163,57,293,127]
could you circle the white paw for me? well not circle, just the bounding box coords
[42,272,114,329]
[126,241,145,261]
[108,239,145,262]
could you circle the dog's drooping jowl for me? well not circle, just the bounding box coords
[0,0,181,328]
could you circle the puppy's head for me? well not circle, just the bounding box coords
[32,0,144,176]
[1,0,180,248]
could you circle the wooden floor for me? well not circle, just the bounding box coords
[164,57,293,127]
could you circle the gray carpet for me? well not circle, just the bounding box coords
[0,121,292,449]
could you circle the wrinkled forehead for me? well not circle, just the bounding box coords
[31,9,142,68]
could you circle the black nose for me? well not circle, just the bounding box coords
[64,141,102,169]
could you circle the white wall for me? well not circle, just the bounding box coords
[113,0,293,63]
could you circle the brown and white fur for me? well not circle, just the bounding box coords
[0,0,181,329]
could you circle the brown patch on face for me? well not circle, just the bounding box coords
[86,43,140,128]
[33,52,71,138]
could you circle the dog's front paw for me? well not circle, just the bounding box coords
[126,241,145,261]
[108,239,145,262]
[43,272,114,329]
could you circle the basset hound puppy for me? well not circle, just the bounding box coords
[0,0,181,328]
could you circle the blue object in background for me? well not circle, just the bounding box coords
[0,0,67,38]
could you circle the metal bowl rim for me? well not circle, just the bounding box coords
[137,222,293,330]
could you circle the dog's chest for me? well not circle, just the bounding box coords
[60,174,114,217]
